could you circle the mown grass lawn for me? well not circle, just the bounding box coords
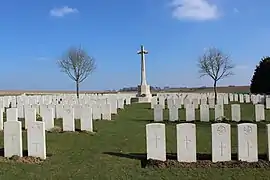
[0,103,270,180]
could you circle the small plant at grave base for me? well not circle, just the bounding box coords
[215,116,229,122]
[36,114,42,121]
[140,94,146,97]
[47,126,62,133]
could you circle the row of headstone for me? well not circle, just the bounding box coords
[153,93,266,108]
[153,104,265,122]
[146,123,261,162]
[5,107,94,132]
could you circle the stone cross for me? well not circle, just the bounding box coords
[154,133,161,148]
[184,136,191,149]
[219,142,226,156]
[247,141,252,157]
[137,45,148,85]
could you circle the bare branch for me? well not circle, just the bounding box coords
[198,47,234,82]
[58,46,96,83]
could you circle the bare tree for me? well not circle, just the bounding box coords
[58,46,96,98]
[198,47,234,103]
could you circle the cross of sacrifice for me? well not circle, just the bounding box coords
[137,45,148,72]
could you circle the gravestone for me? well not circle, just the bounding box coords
[186,104,195,121]
[234,94,239,101]
[167,98,174,109]
[231,104,241,122]
[4,121,23,157]
[267,124,270,161]
[169,105,178,122]
[73,104,82,119]
[41,107,54,130]
[154,104,163,122]
[81,107,93,132]
[237,123,258,162]
[146,123,166,161]
[255,104,265,122]
[151,98,158,109]
[63,108,75,132]
[25,108,37,129]
[215,104,224,120]
[0,108,3,130]
[223,95,229,104]
[27,121,46,159]
[92,104,101,120]
[176,123,196,162]
[101,104,111,120]
[117,99,124,109]
[6,108,18,121]
[239,94,244,103]
[200,104,209,122]
[212,123,231,162]
[209,98,215,109]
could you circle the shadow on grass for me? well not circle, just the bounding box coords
[103,152,269,168]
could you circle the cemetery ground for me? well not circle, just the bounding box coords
[0,102,270,179]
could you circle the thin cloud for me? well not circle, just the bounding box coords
[50,6,78,17]
[233,8,239,13]
[170,0,220,21]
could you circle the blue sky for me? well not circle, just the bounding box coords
[0,0,269,90]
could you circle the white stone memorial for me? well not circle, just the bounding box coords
[27,121,46,159]
[4,121,23,157]
[212,123,231,162]
[177,123,196,162]
[237,123,258,162]
[81,107,93,132]
[63,108,75,132]
[231,104,241,122]
[146,123,166,161]
[154,104,163,122]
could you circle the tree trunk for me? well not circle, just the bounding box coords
[76,81,79,99]
[214,80,217,104]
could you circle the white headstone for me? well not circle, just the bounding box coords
[267,124,270,161]
[6,108,18,121]
[215,104,224,120]
[169,105,178,122]
[27,121,46,159]
[25,108,37,129]
[101,104,111,120]
[41,107,54,130]
[0,108,3,130]
[146,123,166,161]
[200,104,209,122]
[81,107,93,132]
[237,123,258,162]
[4,121,23,157]
[231,104,241,122]
[186,104,195,121]
[63,108,75,132]
[177,123,196,162]
[154,104,163,122]
[212,123,231,162]
[255,104,265,122]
